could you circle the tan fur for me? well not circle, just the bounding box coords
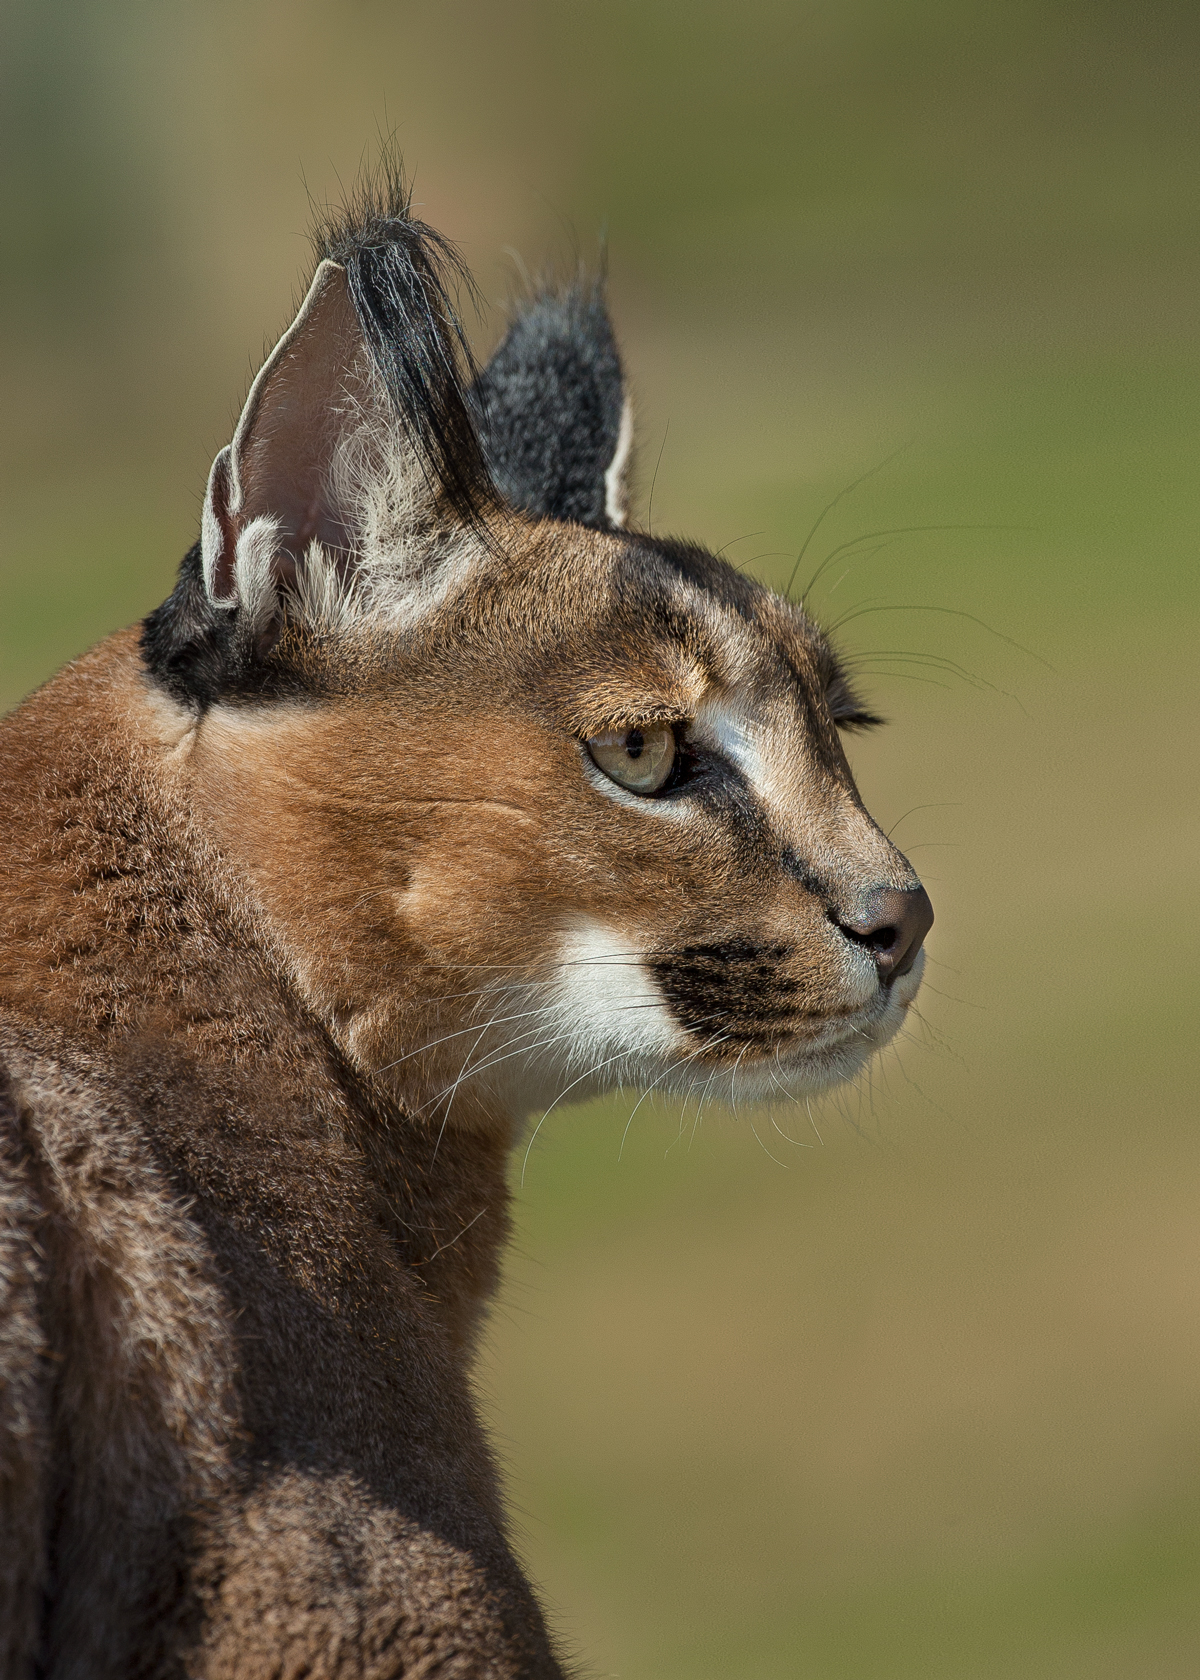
[0,228,931,1675]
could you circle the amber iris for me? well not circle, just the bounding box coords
[586,723,676,794]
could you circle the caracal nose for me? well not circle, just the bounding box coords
[838,884,934,983]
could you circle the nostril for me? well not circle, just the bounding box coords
[836,884,934,983]
[840,920,898,955]
[863,924,898,954]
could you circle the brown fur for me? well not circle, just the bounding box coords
[0,201,931,1675]
[1,638,560,1675]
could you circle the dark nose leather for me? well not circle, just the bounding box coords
[837,884,934,983]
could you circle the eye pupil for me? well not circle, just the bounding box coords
[585,722,678,795]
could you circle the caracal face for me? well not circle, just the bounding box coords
[185,518,931,1131]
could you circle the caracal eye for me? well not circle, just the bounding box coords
[586,723,676,794]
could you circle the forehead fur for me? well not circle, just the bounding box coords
[271,517,844,753]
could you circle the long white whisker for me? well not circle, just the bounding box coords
[689,1061,726,1149]
[769,1108,812,1148]
[375,1002,554,1075]
[520,1030,682,1187]
[421,999,675,1116]
[749,1115,790,1168]
[618,1025,733,1161]
[728,1043,751,1117]
[428,996,526,1161]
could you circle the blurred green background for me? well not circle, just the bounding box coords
[3,3,1198,1674]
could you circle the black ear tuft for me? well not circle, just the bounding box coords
[470,283,632,530]
[312,163,494,531]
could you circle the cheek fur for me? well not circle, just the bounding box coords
[544,921,681,1073]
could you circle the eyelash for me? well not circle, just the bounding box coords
[830,705,884,731]
[824,676,883,731]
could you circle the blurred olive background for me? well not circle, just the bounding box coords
[3,2,1198,1674]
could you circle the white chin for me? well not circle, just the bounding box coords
[526,924,925,1114]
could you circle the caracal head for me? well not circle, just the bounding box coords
[142,185,932,1133]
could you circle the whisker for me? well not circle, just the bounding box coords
[923,953,963,975]
[785,447,909,600]
[421,999,676,1115]
[801,517,1023,607]
[375,1002,558,1074]
[398,950,660,1018]
[418,1205,487,1265]
[728,1042,751,1118]
[618,1024,731,1155]
[714,530,765,559]
[884,802,962,841]
[428,992,535,1158]
[748,1114,790,1168]
[883,1044,954,1119]
[521,1040,658,1186]
[689,1061,726,1150]
[646,418,669,535]
[818,542,901,602]
[829,602,1051,669]
[916,981,986,1011]
[619,1026,734,1160]
[844,648,1026,709]
[845,668,952,692]
[390,949,652,978]
[766,1090,814,1148]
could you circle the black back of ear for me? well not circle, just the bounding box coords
[470,285,631,531]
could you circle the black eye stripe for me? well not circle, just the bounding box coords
[781,851,830,899]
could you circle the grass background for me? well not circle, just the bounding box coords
[2,3,1197,1674]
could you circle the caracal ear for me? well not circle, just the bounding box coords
[202,261,369,615]
[201,233,495,642]
[470,281,634,531]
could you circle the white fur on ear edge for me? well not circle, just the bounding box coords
[201,447,236,606]
[199,260,353,612]
[200,458,281,631]
[231,515,285,634]
[196,255,484,636]
[604,396,634,529]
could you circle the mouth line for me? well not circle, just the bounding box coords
[707,995,905,1067]
[784,1023,883,1061]
[791,992,895,1038]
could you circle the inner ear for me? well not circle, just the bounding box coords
[201,260,385,613]
[233,260,366,571]
[199,213,500,645]
[470,284,632,531]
